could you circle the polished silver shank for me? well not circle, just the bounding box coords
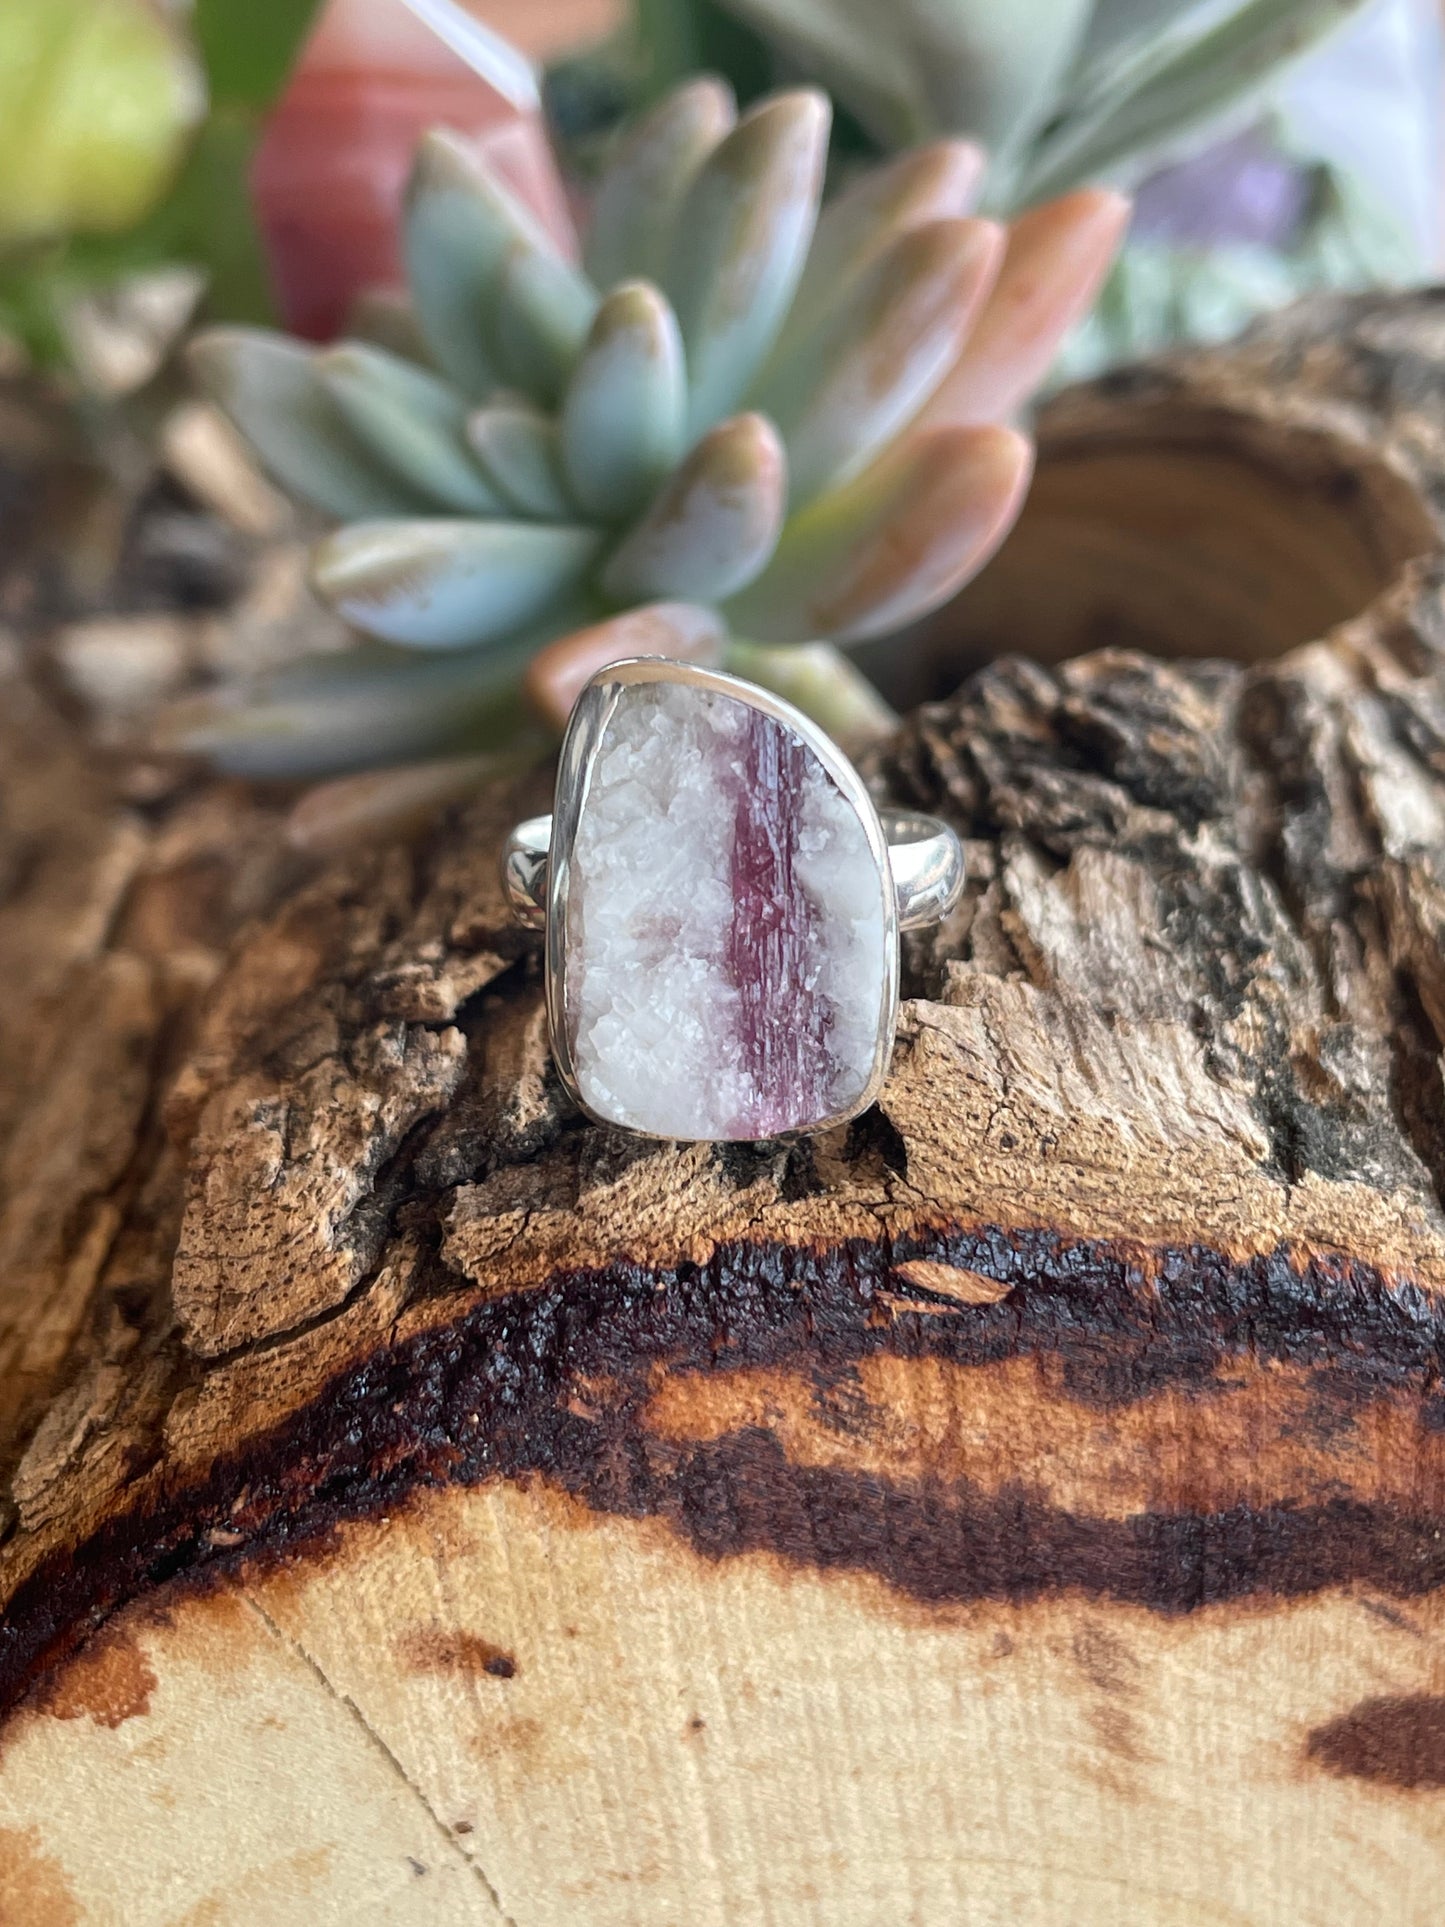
[503,805,964,934]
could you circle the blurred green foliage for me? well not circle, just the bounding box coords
[0,0,322,371]
[0,0,200,244]
[194,0,322,109]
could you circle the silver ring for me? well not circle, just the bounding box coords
[504,658,964,1143]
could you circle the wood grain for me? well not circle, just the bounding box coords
[8,294,1445,1920]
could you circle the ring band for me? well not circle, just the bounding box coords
[504,807,963,935]
[503,658,964,1143]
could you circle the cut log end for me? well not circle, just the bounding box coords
[8,292,1445,1922]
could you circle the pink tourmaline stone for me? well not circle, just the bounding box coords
[565,680,890,1140]
[251,0,574,341]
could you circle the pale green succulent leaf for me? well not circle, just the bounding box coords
[663,88,831,437]
[754,215,1003,507]
[715,0,921,147]
[780,139,985,351]
[404,129,592,401]
[491,245,600,404]
[316,341,504,515]
[1020,0,1372,203]
[154,640,539,779]
[585,77,737,289]
[466,402,572,519]
[1019,0,1257,194]
[896,0,1096,160]
[344,289,438,369]
[187,329,424,521]
[403,133,507,398]
[313,519,604,649]
[727,424,1031,643]
[601,411,787,603]
[1070,0,1217,78]
[560,281,687,524]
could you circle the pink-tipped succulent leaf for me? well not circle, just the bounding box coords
[182,39,1126,783]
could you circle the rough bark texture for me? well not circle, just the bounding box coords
[7,294,1445,1922]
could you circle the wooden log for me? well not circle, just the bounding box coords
[7,292,1445,1922]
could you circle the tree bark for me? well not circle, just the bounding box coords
[6,292,1445,1924]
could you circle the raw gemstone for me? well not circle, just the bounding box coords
[564,679,889,1139]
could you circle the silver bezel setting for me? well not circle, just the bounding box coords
[544,656,902,1142]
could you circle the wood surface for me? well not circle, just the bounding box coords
[6,293,1445,1921]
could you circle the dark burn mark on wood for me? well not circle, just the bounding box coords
[4,1220,1445,1724]
[1307,1695,1445,1789]
[648,1429,1445,1609]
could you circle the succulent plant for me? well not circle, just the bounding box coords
[595,0,1400,377]
[692,0,1372,210]
[174,68,1126,791]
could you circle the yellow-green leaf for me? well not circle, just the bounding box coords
[0,0,204,244]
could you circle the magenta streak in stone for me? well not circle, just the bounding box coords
[723,706,834,1137]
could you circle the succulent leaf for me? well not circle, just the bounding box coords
[403,132,507,397]
[726,424,1032,642]
[921,187,1130,428]
[897,0,1096,159]
[755,215,1004,506]
[491,239,600,405]
[662,89,832,436]
[155,641,536,780]
[466,403,572,519]
[584,77,738,289]
[187,329,423,520]
[315,341,503,514]
[601,412,787,604]
[188,66,1114,777]
[780,138,986,350]
[1019,0,1369,204]
[560,282,688,523]
[711,0,921,147]
[312,519,603,649]
[404,129,589,401]
[525,602,728,729]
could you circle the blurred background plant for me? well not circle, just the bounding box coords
[174,75,1101,802]
[0,0,325,387]
[0,0,597,392]
[549,0,1445,377]
[5,0,1442,854]
[9,0,1439,395]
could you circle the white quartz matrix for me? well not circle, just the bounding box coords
[564,680,888,1139]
